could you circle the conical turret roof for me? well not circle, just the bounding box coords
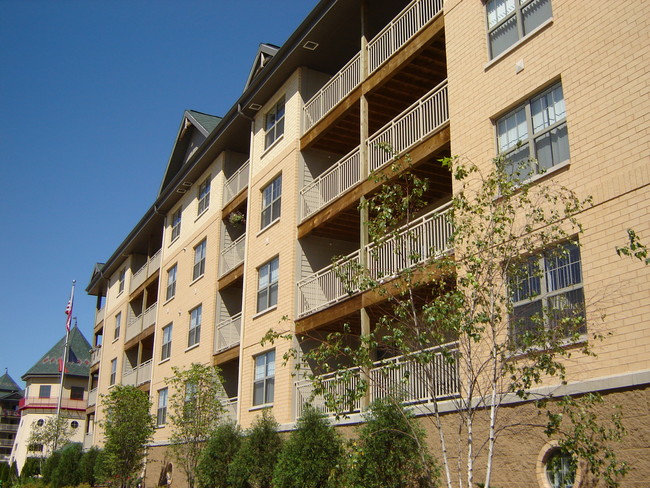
[22,326,91,380]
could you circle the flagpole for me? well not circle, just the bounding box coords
[55,280,75,451]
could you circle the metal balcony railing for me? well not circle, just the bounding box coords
[303,0,443,132]
[90,346,102,367]
[297,202,452,317]
[129,248,162,293]
[125,302,157,342]
[219,234,246,277]
[87,388,97,407]
[295,341,459,418]
[300,81,448,221]
[0,423,18,433]
[122,359,153,387]
[19,397,86,411]
[222,397,238,423]
[223,160,250,206]
[215,313,242,353]
[94,307,105,326]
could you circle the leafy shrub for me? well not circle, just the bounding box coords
[273,406,344,488]
[51,443,83,488]
[20,457,42,479]
[42,451,62,485]
[197,422,243,488]
[79,447,101,486]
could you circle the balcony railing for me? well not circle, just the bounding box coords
[300,81,448,221]
[122,359,153,387]
[19,397,86,411]
[215,313,242,353]
[295,342,459,418]
[303,0,443,132]
[297,202,452,317]
[129,248,162,293]
[87,388,97,407]
[83,432,93,450]
[219,234,246,277]
[90,346,102,367]
[221,396,238,423]
[0,439,12,448]
[94,307,105,326]
[126,303,157,342]
[0,423,18,433]
[223,160,250,206]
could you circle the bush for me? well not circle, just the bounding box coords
[228,411,282,488]
[51,443,83,488]
[79,448,101,486]
[20,457,42,478]
[197,422,243,488]
[346,399,438,488]
[42,451,62,485]
[273,406,344,488]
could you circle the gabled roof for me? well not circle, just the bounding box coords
[245,43,280,91]
[158,110,222,195]
[22,326,91,380]
[0,372,20,393]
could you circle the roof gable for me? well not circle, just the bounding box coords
[244,43,280,91]
[0,372,20,393]
[22,326,91,380]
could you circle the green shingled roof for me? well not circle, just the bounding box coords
[0,372,20,393]
[187,110,221,134]
[22,326,91,380]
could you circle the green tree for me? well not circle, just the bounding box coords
[20,457,42,479]
[51,443,83,488]
[229,411,282,488]
[99,385,155,488]
[273,406,344,488]
[196,422,243,488]
[166,363,226,488]
[79,447,101,486]
[42,451,62,485]
[268,154,628,487]
[29,416,73,456]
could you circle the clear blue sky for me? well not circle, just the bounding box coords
[0,0,317,388]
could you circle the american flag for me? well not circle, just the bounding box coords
[65,282,75,332]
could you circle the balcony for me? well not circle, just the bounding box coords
[303,0,443,132]
[295,342,459,418]
[19,397,86,411]
[300,81,448,221]
[90,346,102,367]
[0,439,13,448]
[297,202,452,317]
[221,396,238,423]
[223,160,250,206]
[130,249,162,293]
[94,307,105,326]
[87,388,97,407]
[0,423,18,433]
[122,359,153,387]
[83,432,93,450]
[126,302,157,342]
[215,313,242,353]
[219,234,246,277]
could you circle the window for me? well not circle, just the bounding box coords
[70,421,79,429]
[166,265,177,301]
[264,96,285,149]
[193,239,207,280]
[110,358,117,386]
[486,0,552,58]
[157,388,168,426]
[253,350,275,406]
[118,268,126,294]
[497,83,569,181]
[36,419,44,427]
[188,305,202,347]
[257,257,279,313]
[161,324,173,361]
[114,312,122,340]
[197,177,211,215]
[38,385,51,398]
[545,448,576,488]
[70,386,84,400]
[510,242,586,345]
[261,175,282,229]
[28,443,44,452]
[171,207,182,241]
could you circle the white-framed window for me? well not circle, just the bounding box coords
[257,257,279,313]
[118,268,126,294]
[166,264,177,301]
[253,349,275,406]
[510,242,585,346]
[261,175,282,229]
[264,96,285,149]
[197,177,211,215]
[38,385,51,398]
[114,312,122,340]
[486,0,552,58]
[157,388,168,426]
[193,239,207,280]
[171,207,182,241]
[110,358,117,386]
[545,448,576,488]
[161,324,173,361]
[188,305,202,347]
[497,82,569,181]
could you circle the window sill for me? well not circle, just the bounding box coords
[253,305,277,320]
[484,18,553,71]
[195,207,209,223]
[112,337,120,344]
[155,424,167,430]
[510,334,588,359]
[261,135,284,159]
[249,403,273,412]
[116,290,124,299]
[158,358,170,366]
[189,274,204,287]
[185,343,200,353]
[257,217,280,236]
[169,235,180,248]
[163,296,175,306]
[516,159,571,187]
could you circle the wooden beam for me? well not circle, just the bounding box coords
[214,346,240,365]
[222,188,248,217]
[218,263,244,290]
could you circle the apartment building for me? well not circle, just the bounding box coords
[85,0,649,486]
[10,327,90,472]
[0,373,22,463]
